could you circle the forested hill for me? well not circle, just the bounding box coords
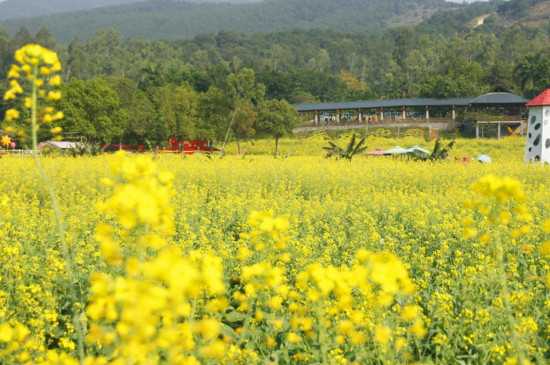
[0,0,452,43]
[0,0,262,21]
[0,0,143,20]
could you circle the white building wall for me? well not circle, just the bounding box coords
[542,107,550,164]
[524,106,547,163]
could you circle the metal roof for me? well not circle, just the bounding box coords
[46,141,80,149]
[293,97,472,112]
[293,92,528,112]
[526,89,550,107]
[470,92,529,105]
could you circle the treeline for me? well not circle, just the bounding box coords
[0,20,549,146]
[3,64,299,150]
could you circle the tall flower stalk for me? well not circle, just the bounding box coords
[3,44,84,361]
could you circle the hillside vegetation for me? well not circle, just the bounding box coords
[0,0,451,43]
[0,0,143,20]
[0,0,261,21]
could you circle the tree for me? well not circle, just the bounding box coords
[107,77,155,145]
[34,26,56,50]
[221,67,265,150]
[153,83,198,141]
[195,86,230,143]
[255,99,299,156]
[56,78,123,144]
[10,27,33,50]
[231,101,257,154]
[514,51,550,97]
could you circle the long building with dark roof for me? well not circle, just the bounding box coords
[293,87,529,125]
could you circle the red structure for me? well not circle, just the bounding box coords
[160,139,221,154]
[102,139,221,154]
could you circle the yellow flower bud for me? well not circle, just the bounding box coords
[34,79,44,87]
[47,91,61,101]
[43,114,53,124]
[43,51,58,65]
[3,90,15,100]
[49,75,61,86]
[52,111,64,120]
[21,64,31,74]
[14,49,24,64]
[50,127,62,134]
[5,109,20,121]
[7,69,20,78]
[40,66,51,75]
[24,97,33,108]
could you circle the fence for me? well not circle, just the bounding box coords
[0,149,40,157]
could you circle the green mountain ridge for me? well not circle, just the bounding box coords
[0,0,143,20]
[0,0,452,43]
[0,0,262,21]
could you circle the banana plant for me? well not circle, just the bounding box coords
[323,134,367,160]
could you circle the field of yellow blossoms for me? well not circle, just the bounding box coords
[0,134,549,365]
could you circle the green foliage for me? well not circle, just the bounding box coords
[153,83,198,141]
[56,78,124,144]
[323,134,368,160]
[513,50,550,98]
[255,99,300,155]
[497,0,546,17]
[404,139,454,161]
[0,0,143,21]
[0,0,450,43]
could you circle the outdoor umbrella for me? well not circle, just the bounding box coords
[477,154,492,163]
[365,148,385,156]
[404,146,430,155]
[384,146,407,154]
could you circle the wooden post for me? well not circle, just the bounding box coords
[336,109,340,124]
[521,121,524,136]
[380,107,384,122]
[476,123,479,139]
[314,110,318,125]
[498,122,501,139]
[402,106,406,120]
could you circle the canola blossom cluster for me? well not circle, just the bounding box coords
[3,44,63,141]
[0,147,549,364]
[84,152,424,364]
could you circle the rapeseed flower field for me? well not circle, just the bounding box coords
[0,138,549,364]
[2,45,550,364]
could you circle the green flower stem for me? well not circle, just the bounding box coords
[314,303,329,364]
[31,65,85,363]
[494,230,525,364]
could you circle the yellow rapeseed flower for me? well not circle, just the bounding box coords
[5,109,20,121]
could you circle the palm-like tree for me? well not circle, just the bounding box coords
[514,51,550,97]
[323,134,367,161]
